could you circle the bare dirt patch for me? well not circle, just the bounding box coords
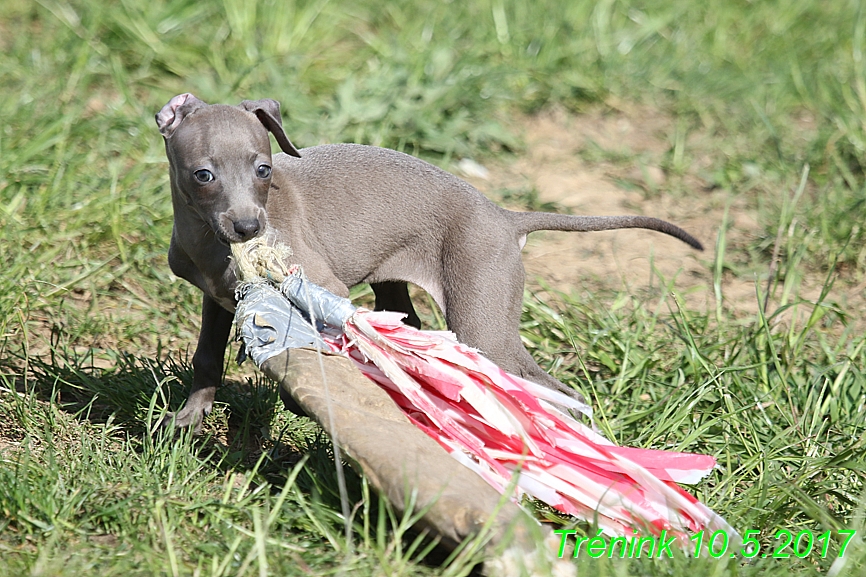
[460,105,853,321]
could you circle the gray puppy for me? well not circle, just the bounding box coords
[156,93,702,431]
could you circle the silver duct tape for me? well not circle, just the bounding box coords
[234,280,331,366]
[279,274,357,328]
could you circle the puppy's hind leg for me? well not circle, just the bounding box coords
[513,346,585,403]
[442,255,586,405]
[371,281,421,328]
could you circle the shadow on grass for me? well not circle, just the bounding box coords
[0,345,358,518]
[0,345,479,572]
[0,345,301,472]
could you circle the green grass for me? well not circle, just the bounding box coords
[2,0,866,574]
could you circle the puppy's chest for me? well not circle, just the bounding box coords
[168,241,239,311]
[199,261,240,311]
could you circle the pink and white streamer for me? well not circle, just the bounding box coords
[316,308,737,543]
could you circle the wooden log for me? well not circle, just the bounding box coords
[261,348,537,552]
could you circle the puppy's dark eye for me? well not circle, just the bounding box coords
[256,164,272,179]
[193,169,214,183]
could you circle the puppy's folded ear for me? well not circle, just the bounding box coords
[239,99,301,158]
[155,93,208,138]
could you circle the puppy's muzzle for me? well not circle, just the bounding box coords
[232,217,261,240]
[215,212,266,244]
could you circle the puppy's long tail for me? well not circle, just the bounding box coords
[512,212,704,250]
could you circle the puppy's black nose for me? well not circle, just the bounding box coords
[233,218,261,240]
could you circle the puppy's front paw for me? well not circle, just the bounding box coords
[157,405,206,435]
